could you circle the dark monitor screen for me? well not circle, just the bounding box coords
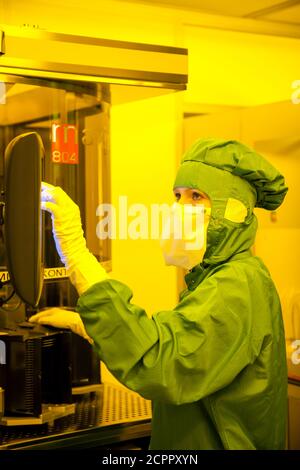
[4,132,44,307]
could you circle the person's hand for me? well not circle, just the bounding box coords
[29,308,94,345]
[41,182,86,268]
[41,182,108,295]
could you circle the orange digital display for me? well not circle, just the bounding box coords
[51,123,79,164]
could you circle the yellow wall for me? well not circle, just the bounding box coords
[104,93,182,385]
[183,26,300,106]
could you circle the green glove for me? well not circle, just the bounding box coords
[41,182,108,295]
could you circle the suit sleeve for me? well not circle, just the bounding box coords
[76,267,257,405]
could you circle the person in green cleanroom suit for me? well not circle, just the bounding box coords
[31,138,288,450]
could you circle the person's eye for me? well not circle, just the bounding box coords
[192,192,202,201]
[174,192,181,201]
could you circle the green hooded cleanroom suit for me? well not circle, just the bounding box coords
[77,138,288,450]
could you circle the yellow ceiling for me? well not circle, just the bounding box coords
[126,0,300,24]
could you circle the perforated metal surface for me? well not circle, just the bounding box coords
[0,383,152,447]
[100,384,152,426]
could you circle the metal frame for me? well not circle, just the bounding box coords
[0,25,188,90]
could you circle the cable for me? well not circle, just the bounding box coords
[0,280,21,309]
[1,297,22,311]
[0,289,16,306]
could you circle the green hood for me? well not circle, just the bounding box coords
[174,138,288,266]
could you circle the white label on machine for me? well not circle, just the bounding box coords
[0,267,68,281]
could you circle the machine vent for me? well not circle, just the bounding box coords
[24,339,39,413]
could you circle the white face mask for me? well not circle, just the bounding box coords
[160,202,210,270]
